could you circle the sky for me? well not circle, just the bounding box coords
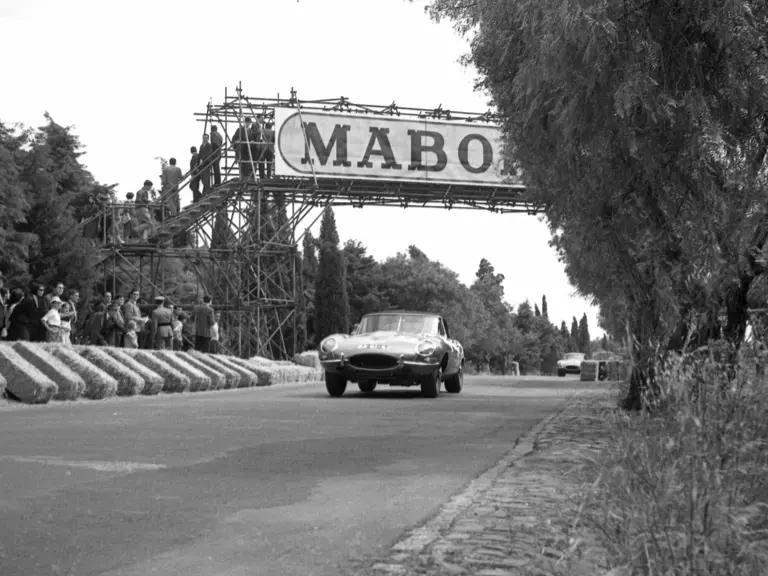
[0,0,603,338]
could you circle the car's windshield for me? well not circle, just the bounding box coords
[358,314,439,335]
[565,353,585,360]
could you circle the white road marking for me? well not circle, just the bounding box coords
[0,455,166,472]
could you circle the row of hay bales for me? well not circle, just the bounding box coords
[0,342,324,404]
[580,359,630,382]
[251,350,324,384]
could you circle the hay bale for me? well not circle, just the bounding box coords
[189,352,241,389]
[0,344,57,403]
[229,356,276,386]
[14,342,86,400]
[122,349,190,393]
[102,347,164,395]
[580,360,598,382]
[203,354,257,387]
[248,355,276,367]
[48,346,118,399]
[153,350,211,391]
[174,352,226,390]
[295,350,322,369]
[78,346,144,396]
[215,354,269,387]
[0,370,6,397]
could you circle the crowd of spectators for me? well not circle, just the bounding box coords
[0,272,221,354]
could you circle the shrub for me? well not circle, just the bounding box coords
[173,352,225,390]
[188,351,241,389]
[153,350,211,391]
[14,342,86,400]
[122,349,190,393]
[48,345,118,399]
[0,344,57,403]
[102,347,164,395]
[204,354,257,387]
[571,345,768,575]
[77,346,144,396]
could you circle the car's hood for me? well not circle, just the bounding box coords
[337,331,434,354]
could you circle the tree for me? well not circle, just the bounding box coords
[534,303,541,317]
[560,321,569,341]
[314,207,350,342]
[0,122,32,282]
[570,317,578,342]
[601,334,608,350]
[578,313,591,354]
[343,239,386,323]
[302,230,319,346]
[421,0,768,409]
[541,295,548,319]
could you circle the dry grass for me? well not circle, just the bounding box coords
[562,345,768,576]
[14,342,86,400]
[102,347,164,395]
[48,345,118,399]
[0,343,58,403]
[187,352,240,389]
[122,349,190,393]
[153,350,211,391]
[77,346,144,396]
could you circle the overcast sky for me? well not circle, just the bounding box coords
[0,0,604,338]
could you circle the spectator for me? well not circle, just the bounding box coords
[169,304,184,350]
[233,117,254,179]
[199,134,213,196]
[134,180,156,242]
[104,301,126,347]
[192,294,215,353]
[210,311,221,353]
[123,320,139,349]
[5,288,25,341]
[122,192,135,241]
[262,121,275,179]
[210,125,223,186]
[84,303,107,345]
[46,282,65,307]
[250,116,264,179]
[123,288,142,332]
[59,301,73,345]
[189,146,201,203]
[151,296,174,350]
[41,296,64,343]
[27,283,49,342]
[161,157,183,216]
[0,286,8,341]
[65,288,80,341]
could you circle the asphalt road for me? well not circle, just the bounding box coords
[0,375,591,576]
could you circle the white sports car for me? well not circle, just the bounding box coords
[557,352,586,376]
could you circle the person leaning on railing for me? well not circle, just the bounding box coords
[133,180,157,242]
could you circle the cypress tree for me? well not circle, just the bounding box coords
[534,303,541,317]
[578,313,591,354]
[541,295,548,319]
[314,207,350,343]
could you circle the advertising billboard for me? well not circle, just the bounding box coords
[273,108,520,187]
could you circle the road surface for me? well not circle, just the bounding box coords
[0,375,589,576]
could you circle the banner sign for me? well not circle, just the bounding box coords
[273,108,521,187]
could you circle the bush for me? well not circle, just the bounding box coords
[0,344,58,403]
[14,342,86,400]
[77,346,144,396]
[573,345,768,575]
[102,347,164,395]
[189,352,241,389]
[48,345,118,399]
[153,350,211,391]
[122,349,190,393]
[174,352,226,390]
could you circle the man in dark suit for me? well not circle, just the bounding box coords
[30,283,49,341]
[192,294,215,353]
[199,134,213,197]
[189,146,201,203]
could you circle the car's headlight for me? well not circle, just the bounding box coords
[416,340,436,356]
[320,337,338,354]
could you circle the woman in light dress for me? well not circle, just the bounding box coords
[41,297,63,343]
[58,302,73,344]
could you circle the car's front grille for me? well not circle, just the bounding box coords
[349,354,398,370]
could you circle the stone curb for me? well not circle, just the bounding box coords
[357,387,605,575]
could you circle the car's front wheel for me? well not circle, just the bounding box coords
[444,367,463,394]
[358,381,376,393]
[325,373,347,397]
[421,368,441,398]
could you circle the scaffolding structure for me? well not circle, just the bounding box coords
[83,84,536,359]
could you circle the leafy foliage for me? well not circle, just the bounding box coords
[314,207,350,342]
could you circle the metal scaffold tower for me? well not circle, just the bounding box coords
[81,83,533,359]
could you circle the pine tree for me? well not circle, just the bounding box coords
[534,303,541,317]
[541,295,548,319]
[314,207,350,343]
[578,313,591,354]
